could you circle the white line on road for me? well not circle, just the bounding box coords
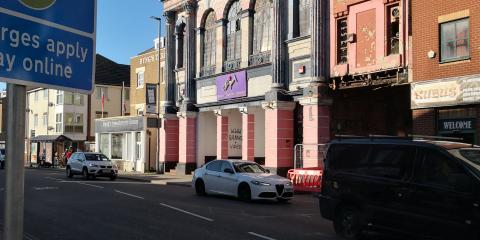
[60,181,150,185]
[248,232,277,240]
[160,203,214,222]
[45,177,63,181]
[34,186,59,191]
[76,182,104,189]
[115,190,145,199]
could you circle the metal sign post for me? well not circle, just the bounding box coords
[0,1,96,239]
[4,83,26,240]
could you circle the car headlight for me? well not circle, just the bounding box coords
[251,181,271,186]
[88,163,98,168]
[285,182,293,186]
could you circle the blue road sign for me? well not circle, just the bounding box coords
[0,0,96,93]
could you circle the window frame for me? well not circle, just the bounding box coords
[225,0,242,61]
[252,0,273,55]
[439,17,470,63]
[298,0,311,37]
[136,72,145,88]
[202,11,217,68]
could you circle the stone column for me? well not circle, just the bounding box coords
[298,0,331,169]
[299,102,330,168]
[159,114,179,172]
[310,0,326,83]
[240,9,253,68]
[240,107,255,161]
[163,10,176,113]
[214,110,228,159]
[196,27,204,77]
[262,101,296,177]
[271,0,287,88]
[176,111,197,174]
[215,19,227,74]
[182,1,197,110]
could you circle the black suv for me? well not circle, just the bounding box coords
[319,137,480,240]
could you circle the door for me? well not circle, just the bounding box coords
[204,160,222,193]
[218,161,237,196]
[69,153,80,172]
[408,148,476,239]
[362,144,416,232]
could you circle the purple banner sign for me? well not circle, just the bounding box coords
[216,71,247,100]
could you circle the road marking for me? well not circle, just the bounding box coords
[33,186,59,191]
[115,190,144,200]
[60,181,150,185]
[160,203,214,222]
[45,177,63,181]
[76,182,104,189]
[24,232,41,240]
[248,232,277,240]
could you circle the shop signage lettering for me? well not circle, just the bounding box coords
[95,116,144,133]
[216,71,247,100]
[229,128,242,150]
[411,76,480,109]
[439,118,475,132]
[139,54,159,65]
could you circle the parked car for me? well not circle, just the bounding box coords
[319,137,480,240]
[0,149,5,169]
[192,160,294,202]
[66,152,118,180]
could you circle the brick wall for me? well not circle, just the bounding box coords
[412,0,480,82]
[412,109,436,136]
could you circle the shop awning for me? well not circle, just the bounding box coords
[30,135,72,142]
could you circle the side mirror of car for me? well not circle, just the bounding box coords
[224,168,234,174]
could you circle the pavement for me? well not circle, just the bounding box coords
[0,168,341,240]
[27,166,193,187]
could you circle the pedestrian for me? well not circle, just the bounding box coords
[65,146,75,163]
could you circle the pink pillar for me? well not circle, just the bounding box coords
[216,115,229,159]
[302,104,331,168]
[263,102,296,176]
[177,112,197,174]
[242,113,255,161]
[159,115,179,172]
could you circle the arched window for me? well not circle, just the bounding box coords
[175,22,186,69]
[252,0,273,54]
[203,11,217,68]
[226,1,242,61]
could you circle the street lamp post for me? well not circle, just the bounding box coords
[150,16,163,174]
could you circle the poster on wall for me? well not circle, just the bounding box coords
[45,142,53,164]
[216,71,247,100]
[146,83,157,114]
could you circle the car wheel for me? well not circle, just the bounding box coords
[334,205,362,240]
[82,168,90,180]
[110,175,117,181]
[66,167,73,178]
[195,179,206,196]
[238,183,251,202]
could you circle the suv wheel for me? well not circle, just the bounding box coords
[66,167,73,178]
[334,206,362,240]
[82,168,90,180]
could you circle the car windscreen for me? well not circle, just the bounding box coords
[233,162,267,173]
[451,149,480,176]
[84,154,109,161]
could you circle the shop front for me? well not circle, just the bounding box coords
[412,74,480,144]
[95,116,159,173]
[30,135,72,167]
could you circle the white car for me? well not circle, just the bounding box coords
[66,152,118,180]
[192,160,294,202]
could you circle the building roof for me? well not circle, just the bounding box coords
[95,54,130,87]
[137,47,156,55]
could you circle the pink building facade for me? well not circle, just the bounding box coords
[159,0,330,176]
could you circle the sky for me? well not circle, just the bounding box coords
[0,0,165,90]
[96,0,165,65]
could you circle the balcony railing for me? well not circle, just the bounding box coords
[224,59,241,72]
[200,65,216,77]
[249,51,271,67]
